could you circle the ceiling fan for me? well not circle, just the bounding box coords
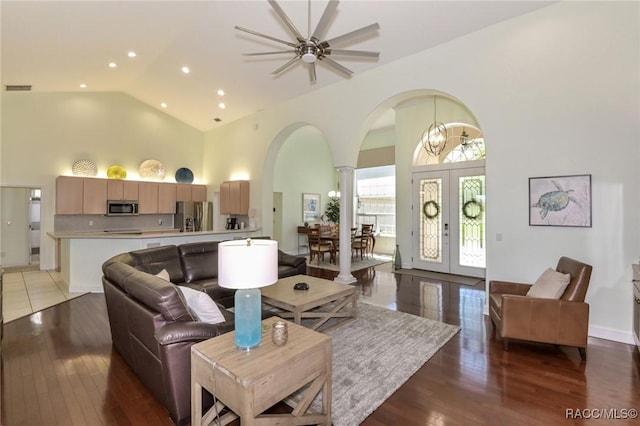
[235,0,380,83]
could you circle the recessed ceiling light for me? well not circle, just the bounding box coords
[181,66,190,74]
[218,102,226,109]
[128,51,136,58]
[217,89,225,96]
[109,62,117,68]
[160,102,167,108]
[79,83,87,89]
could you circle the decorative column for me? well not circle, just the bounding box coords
[335,166,357,284]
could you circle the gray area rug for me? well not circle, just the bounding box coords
[306,254,391,272]
[395,268,484,286]
[309,301,460,425]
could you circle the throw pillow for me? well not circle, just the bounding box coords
[177,286,226,324]
[155,269,170,281]
[526,268,571,299]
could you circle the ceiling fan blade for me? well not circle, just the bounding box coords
[268,0,305,43]
[325,49,379,59]
[311,0,339,42]
[323,23,380,48]
[243,50,296,56]
[272,56,301,75]
[308,62,317,83]
[235,26,297,48]
[319,56,353,77]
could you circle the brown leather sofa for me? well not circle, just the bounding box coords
[489,256,593,359]
[101,240,306,425]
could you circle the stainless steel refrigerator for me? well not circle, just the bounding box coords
[175,201,213,232]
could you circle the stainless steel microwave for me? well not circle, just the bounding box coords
[107,200,139,216]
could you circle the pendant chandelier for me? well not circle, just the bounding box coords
[422,95,448,157]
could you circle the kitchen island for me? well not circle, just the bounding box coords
[48,228,261,293]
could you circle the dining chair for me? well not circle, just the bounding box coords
[307,228,334,265]
[360,224,375,258]
[351,227,366,260]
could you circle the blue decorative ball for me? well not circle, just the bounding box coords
[175,167,194,183]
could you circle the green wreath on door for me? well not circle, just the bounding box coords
[422,200,440,219]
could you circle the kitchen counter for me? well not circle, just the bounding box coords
[48,228,262,293]
[49,228,259,239]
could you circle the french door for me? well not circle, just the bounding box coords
[412,166,485,278]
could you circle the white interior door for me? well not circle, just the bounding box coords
[0,187,31,267]
[412,167,486,277]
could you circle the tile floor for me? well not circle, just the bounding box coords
[2,269,86,323]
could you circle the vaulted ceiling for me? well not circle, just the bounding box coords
[1,1,554,131]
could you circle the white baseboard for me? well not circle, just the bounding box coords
[69,284,103,293]
[588,324,635,345]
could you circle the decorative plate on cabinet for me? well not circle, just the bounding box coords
[139,159,166,181]
[72,159,98,177]
[175,167,194,183]
[106,165,127,179]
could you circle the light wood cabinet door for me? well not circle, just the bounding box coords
[220,181,231,215]
[123,181,139,200]
[107,180,138,201]
[107,180,124,200]
[192,185,207,202]
[176,184,192,202]
[56,176,84,214]
[158,183,177,214]
[138,182,159,214]
[220,180,249,215]
[82,178,107,214]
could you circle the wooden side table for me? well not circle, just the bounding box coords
[191,317,332,426]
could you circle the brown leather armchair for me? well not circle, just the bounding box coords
[489,256,593,359]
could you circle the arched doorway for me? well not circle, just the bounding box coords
[410,96,486,278]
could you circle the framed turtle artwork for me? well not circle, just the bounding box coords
[529,174,592,227]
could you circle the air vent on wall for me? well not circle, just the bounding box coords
[5,85,32,91]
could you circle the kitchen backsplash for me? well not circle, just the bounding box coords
[54,214,175,232]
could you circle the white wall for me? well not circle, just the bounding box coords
[1,92,204,269]
[273,125,334,253]
[202,2,640,342]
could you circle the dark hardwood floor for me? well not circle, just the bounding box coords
[2,263,639,425]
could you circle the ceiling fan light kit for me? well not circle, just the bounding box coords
[235,0,380,83]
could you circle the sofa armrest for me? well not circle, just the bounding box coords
[489,280,532,296]
[155,321,231,346]
[279,251,306,268]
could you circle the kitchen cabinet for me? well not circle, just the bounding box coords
[139,182,177,214]
[177,184,207,202]
[107,180,139,201]
[158,183,177,214]
[220,180,249,215]
[138,182,159,214]
[56,176,84,214]
[192,185,207,202]
[82,178,107,214]
[56,176,106,214]
[57,176,202,215]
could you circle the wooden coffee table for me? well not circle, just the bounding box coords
[261,275,358,332]
[191,317,331,426]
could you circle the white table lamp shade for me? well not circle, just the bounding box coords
[218,239,278,289]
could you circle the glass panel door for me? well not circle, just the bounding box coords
[412,167,485,277]
[412,171,450,273]
[450,168,485,277]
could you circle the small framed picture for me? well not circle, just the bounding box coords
[529,174,592,227]
[302,193,321,223]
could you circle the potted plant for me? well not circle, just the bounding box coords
[325,196,340,223]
